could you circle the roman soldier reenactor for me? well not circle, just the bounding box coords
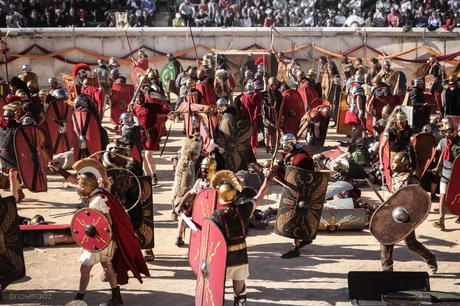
[345,72,367,145]
[409,77,429,132]
[274,133,316,259]
[262,77,282,153]
[434,117,460,230]
[94,59,110,91]
[378,60,394,84]
[134,48,149,71]
[442,75,460,116]
[239,82,262,153]
[70,158,150,306]
[378,151,438,274]
[0,108,23,202]
[131,89,170,185]
[209,169,272,305]
[18,64,39,91]
[174,156,217,247]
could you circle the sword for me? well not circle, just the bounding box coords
[180,213,198,232]
[160,119,173,157]
[365,178,385,203]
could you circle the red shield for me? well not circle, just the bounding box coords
[0,196,26,290]
[310,98,331,109]
[195,219,227,306]
[81,86,105,120]
[71,208,113,252]
[45,99,74,154]
[196,82,217,106]
[199,113,218,154]
[424,74,436,92]
[72,110,103,160]
[447,115,460,127]
[280,89,305,135]
[110,83,134,125]
[297,82,319,109]
[366,95,401,135]
[183,92,201,136]
[446,156,460,216]
[412,133,436,179]
[135,58,149,72]
[380,134,393,193]
[189,189,220,275]
[14,126,48,192]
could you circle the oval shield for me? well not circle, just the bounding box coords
[370,185,430,245]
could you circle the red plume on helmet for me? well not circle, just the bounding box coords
[72,63,91,77]
[255,56,269,66]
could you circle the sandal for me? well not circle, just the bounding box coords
[143,250,155,262]
[433,220,445,231]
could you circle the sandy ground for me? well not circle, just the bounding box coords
[2,116,460,306]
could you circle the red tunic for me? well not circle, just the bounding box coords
[297,81,319,109]
[133,102,170,150]
[241,92,262,149]
[135,58,149,72]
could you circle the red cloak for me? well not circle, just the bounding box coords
[241,92,262,149]
[100,190,150,285]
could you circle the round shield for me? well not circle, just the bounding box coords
[370,185,430,245]
[71,208,112,253]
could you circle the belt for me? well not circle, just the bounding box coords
[228,242,246,252]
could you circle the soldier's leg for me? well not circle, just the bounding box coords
[175,218,186,247]
[100,261,123,306]
[434,185,447,230]
[404,231,437,274]
[380,243,394,272]
[233,280,247,306]
[282,239,303,259]
[9,169,22,202]
[77,264,94,299]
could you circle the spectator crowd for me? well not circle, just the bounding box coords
[0,0,459,30]
[172,0,460,30]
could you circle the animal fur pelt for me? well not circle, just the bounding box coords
[171,133,203,207]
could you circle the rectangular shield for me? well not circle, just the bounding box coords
[275,166,328,240]
[0,196,26,289]
[136,176,154,249]
[336,92,353,136]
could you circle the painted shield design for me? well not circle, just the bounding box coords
[0,196,26,290]
[370,185,430,245]
[72,110,103,160]
[319,208,366,232]
[136,176,155,249]
[189,188,220,275]
[45,99,73,154]
[71,208,112,253]
[275,166,328,240]
[110,83,134,125]
[14,126,48,192]
[213,112,255,172]
[195,219,227,306]
[412,133,436,179]
[380,134,393,193]
[160,62,176,94]
[280,89,305,135]
[424,74,436,92]
[446,156,460,216]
